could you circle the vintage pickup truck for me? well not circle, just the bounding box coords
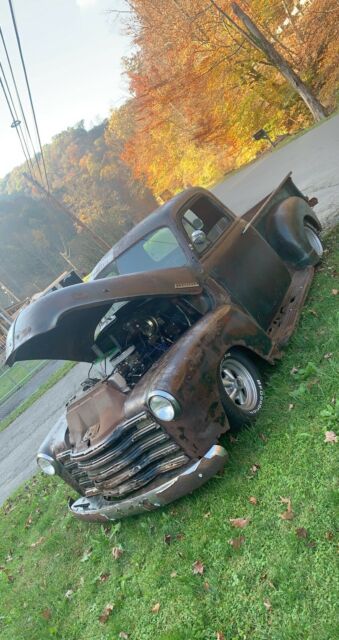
[6,173,323,522]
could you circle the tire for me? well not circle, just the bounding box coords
[304,222,323,264]
[219,349,264,428]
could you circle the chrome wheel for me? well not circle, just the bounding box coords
[220,357,258,411]
[305,224,323,258]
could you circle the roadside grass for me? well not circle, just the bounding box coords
[0,228,338,640]
[0,360,46,404]
[0,361,74,434]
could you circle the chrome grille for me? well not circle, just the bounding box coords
[57,413,189,499]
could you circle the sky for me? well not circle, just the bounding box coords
[0,0,131,178]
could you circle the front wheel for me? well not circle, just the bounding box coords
[304,222,323,263]
[219,349,264,428]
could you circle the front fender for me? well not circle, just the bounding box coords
[265,196,322,268]
[126,304,271,458]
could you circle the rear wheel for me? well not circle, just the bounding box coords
[219,349,263,428]
[304,222,323,263]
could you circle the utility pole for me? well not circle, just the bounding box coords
[23,173,111,252]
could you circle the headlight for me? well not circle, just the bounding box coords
[148,391,181,422]
[37,453,56,476]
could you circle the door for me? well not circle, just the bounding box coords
[180,195,291,330]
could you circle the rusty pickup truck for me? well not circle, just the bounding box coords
[6,173,323,522]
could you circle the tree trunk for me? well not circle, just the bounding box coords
[231,2,326,122]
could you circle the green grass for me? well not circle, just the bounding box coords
[0,228,338,640]
[0,361,74,434]
[0,360,46,403]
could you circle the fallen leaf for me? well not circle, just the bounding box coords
[249,496,257,505]
[99,603,114,623]
[204,511,211,518]
[288,403,294,411]
[325,531,334,541]
[203,581,210,590]
[290,366,299,375]
[307,540,317,549]
[170,571,177,578]
[41,608,52,620]
[229,517,250,528]
[98,572,110,583]
[216,633,225,640]
[24,515,33,529]
[30,536,45,548]
[80,547,92,562]
[65,589,74,599]
[324,431,337,444]
[112,546,123,560]
[192,560,204,575]
[151,602,160,614]
[164,534,172,545]
[280,497,294,521]
[229,536,245,549]
[229,434,238,444]
[323,352,333,360]
[263,598,272,611]
[176,533,185,541]
[331,289,338,296]
[309,309,318,317]
[250,463,260,474]
[296,527,308,539]
[259,433,267,442]
[119,633,129,639]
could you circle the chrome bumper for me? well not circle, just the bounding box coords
[69,444,228,522]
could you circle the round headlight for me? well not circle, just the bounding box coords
[37,454,56,476]
[148,391,180,422]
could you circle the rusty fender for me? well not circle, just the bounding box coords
[69,444,228,522]
[125,303,272,459]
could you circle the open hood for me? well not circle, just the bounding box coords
[6,267,202,365]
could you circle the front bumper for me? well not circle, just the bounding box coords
[69,444,228,522]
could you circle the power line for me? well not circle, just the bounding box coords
[0,76,35,180]
[0,61,36,179]
[8,0,50,192]
[0,26,44,185]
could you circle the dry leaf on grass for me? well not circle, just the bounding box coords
[170,571,177,578]
[204,511,211,518]
[230,517,250,528]
[229,434,238,444]
[112,546,123,560]
[296,527,308,539]
[249,496,257,505]
[203,581,210,590]
[192,560,204,575]
[151,602,160,614]
[98,572,110,583]
[250,463,261,474]
[30,536,45,548]
[288,403,294,411]
[325,531,334,541]
[280,497,294,520]
[65,589,74,599]
[263,598,272,611]
[290,366,299,375]
[41,608,52,620]
[119,633,129,639]
[323,352,333,359]
[324,431,337,444]
[216,633,225,640]
[24,515,33,529]
[99,603,114,623]
[259,433,267,442]
[164,534,172,545]
[228,536,245,549]
[331,289,338,296]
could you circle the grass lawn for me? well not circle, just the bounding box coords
[0,360,46,404]
[0,228,338,640]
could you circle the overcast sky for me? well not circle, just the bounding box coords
[0,0,131,178]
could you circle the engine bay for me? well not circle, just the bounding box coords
[85,296,205,389]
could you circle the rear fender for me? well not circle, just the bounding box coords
[264,196,322,268]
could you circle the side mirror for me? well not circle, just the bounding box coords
[191,229,207,248]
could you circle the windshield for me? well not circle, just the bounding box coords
[96,227,188,279]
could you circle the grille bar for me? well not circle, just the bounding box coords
[58,413,189,499]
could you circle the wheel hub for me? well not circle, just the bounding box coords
[220,358,258,411]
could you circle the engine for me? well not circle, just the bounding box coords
[89,297,202,389]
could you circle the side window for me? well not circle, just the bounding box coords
[182,196,232,253]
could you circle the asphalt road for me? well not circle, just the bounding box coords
[0,115,338,506]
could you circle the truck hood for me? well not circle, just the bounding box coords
[6,267,202,365]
